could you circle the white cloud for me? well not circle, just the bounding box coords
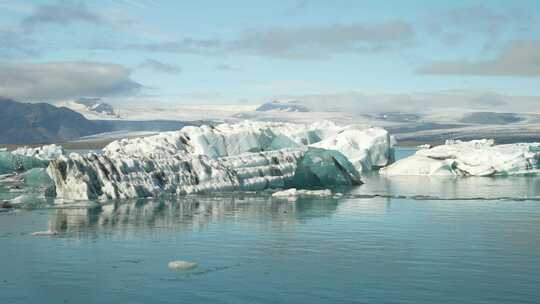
[0,61,141,101]
[418,40,540,76]
[137,59,181,74]
[127,21,415,60]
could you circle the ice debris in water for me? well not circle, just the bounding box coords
[168,260,198,271]
[46,121,393,201]
[381,139,540,176]
[31,230,59,236]
[272,188,333,200]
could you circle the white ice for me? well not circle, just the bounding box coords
[168,260,198,271]
[12,144,64,160]
[47,121,394,200]
[380,139,540,176]
[272,188,333,200]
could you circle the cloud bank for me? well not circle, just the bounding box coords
[22,1,104,30]
[137,59,182,74]
[128,21,415,59]
[0,61,141,101]
[418,40,540,76]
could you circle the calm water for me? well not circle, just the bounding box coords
[1,148,540,304]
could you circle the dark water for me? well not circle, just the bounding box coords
[1,148,540,304]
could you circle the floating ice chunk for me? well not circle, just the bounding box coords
[168,260,198,271]
[31,230,59,236]
[381,139,540,176]
[272,188,333,200]
[312,127,395,172]
[12,144,64,160]
[0,152,49,174]
[0,144,59,178]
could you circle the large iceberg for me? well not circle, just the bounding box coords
[380,139,540,176]
[46,121,393,200]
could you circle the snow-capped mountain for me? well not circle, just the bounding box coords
[56,98,119,119]
[255,100,310,112]
[75,98,117,116]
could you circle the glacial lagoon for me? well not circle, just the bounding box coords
[1,148,540,304]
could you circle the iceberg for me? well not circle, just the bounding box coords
[11,144,64,160]
[0,152,49,174]
[168,260,198,271]
[46,121,393,201]
[48,147,361,200]
[0,144,64,175]
[312,127,395,171]
[380,139,540,176]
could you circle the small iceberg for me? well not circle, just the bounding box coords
[381,139,540,176]
[168,260,198,271]
[272,188,333,200]
[12,144,64,160]
[0,144,64,175]
[31,230,59,236]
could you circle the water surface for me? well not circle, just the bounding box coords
[1,148,539,304]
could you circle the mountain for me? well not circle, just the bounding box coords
[460,112,524,125]
[0,98,107,144]
[74,97,117,117]
[256,101,310,112]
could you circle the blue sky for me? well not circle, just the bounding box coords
[0,0,539,108]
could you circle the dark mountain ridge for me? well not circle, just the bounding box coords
[0,98,107,144]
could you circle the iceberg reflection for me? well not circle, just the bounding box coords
[359,174,540,200]
[46,194,341,238]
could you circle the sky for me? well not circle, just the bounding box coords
[0,0,539,111]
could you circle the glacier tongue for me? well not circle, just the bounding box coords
[380,139,540,176]
[47,121,391,201]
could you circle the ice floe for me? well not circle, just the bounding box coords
[381,139,540,176]
[272,188,333,200]
[31,230,59,236]
[168,260,198,271]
